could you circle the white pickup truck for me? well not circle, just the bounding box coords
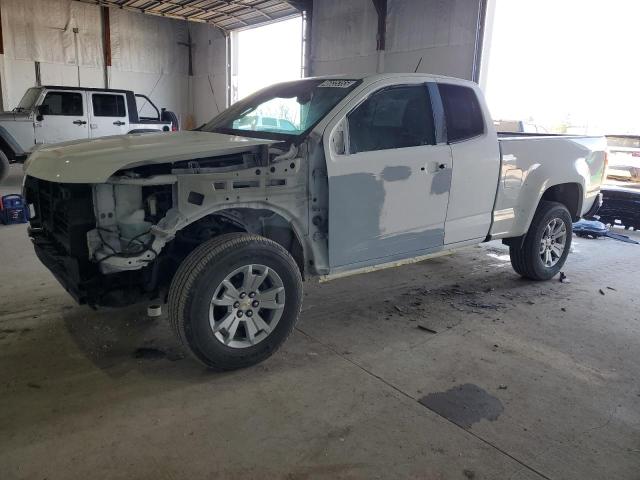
[23,74,606,370]
[0,86,177,181]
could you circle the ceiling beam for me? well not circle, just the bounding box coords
[371,0,387,51]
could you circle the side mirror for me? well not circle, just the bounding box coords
[35,106,44,122]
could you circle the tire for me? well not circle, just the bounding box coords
[160,109,179,131]
[509,201,573,281]
[0,150,9,184]
[168,233,303,370]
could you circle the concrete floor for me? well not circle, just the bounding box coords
[1,164,639,479]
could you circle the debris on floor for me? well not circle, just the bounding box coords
[559,272,570,283]
[573,218,640,244]
[417,324,437,334]
[133,347,185,361]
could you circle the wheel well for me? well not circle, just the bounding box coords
[540,183,582,221]
[0,137,15,161]
[177,209,306,276]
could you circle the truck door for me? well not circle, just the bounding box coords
[324,81,453,269]
[436,82,501,244]
[34,90,88,145]
[88,92,129,138]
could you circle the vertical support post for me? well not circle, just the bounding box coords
[371,0,387,73]
[34,61,41,86]
[0,0,6,111]
[472,0,488,83]
[73,27,80,87]
[477,0,495,90]
[225,31,232,107]
[300,0,313,78]
[101,6,111,89]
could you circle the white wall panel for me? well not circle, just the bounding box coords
[1,59,36,108]
[311,0,482,80]
[2,0,102,66]
[310,0,378,75]
[190,22,228,126]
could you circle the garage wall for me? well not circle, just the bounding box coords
[0,0,227,126]
[310,0,483,80]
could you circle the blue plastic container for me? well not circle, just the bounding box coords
[0,194,29,225]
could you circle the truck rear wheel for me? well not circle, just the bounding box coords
[509,201,572,281]
[0,150,9,183]
[168,233,303,370]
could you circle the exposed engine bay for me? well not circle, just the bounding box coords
[24,141,327,307]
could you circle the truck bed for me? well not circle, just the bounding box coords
[490,133,608,240]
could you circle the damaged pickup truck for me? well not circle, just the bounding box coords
[23,74,607,370]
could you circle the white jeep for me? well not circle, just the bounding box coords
[0,86,176,181]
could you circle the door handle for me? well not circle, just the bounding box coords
[422,161,451,173]
[73,120,87,125]
[113,121,126,126]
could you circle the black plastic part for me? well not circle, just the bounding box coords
[188,191,205,206]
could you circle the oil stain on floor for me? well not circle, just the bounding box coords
[419,383,504,428]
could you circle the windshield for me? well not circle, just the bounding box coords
[15,87,42,111]
[203,79,362,139]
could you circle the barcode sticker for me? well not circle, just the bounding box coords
[317,80,357,88]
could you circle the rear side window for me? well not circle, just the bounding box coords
[40,92,83,116]
[348,85,435,154]
[92,94,126,117]
[438,84,484,142]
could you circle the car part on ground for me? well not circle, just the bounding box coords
[573,218,639,244]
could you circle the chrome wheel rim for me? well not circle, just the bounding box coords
[209,264,285,349]
[539,218,567,267]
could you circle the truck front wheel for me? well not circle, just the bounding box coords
[509,201,572,280]
[168,233,303,370]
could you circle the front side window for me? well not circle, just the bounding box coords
[347,85,436,154]
[40,92,83,116]
[438,83,484,143]
[92,94,126,117]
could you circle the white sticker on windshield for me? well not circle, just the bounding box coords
[317,80,357,88]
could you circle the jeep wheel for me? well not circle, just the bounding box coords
[0,150,9,184]
[168,233,303,370]
[509,201,572,281]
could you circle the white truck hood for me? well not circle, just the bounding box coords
[24,130,278,183]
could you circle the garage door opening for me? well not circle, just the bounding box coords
[482,0,640,135]
[231,16,303,103]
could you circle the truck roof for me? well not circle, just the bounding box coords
[41,85,134,95]
[306,72,478,88]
